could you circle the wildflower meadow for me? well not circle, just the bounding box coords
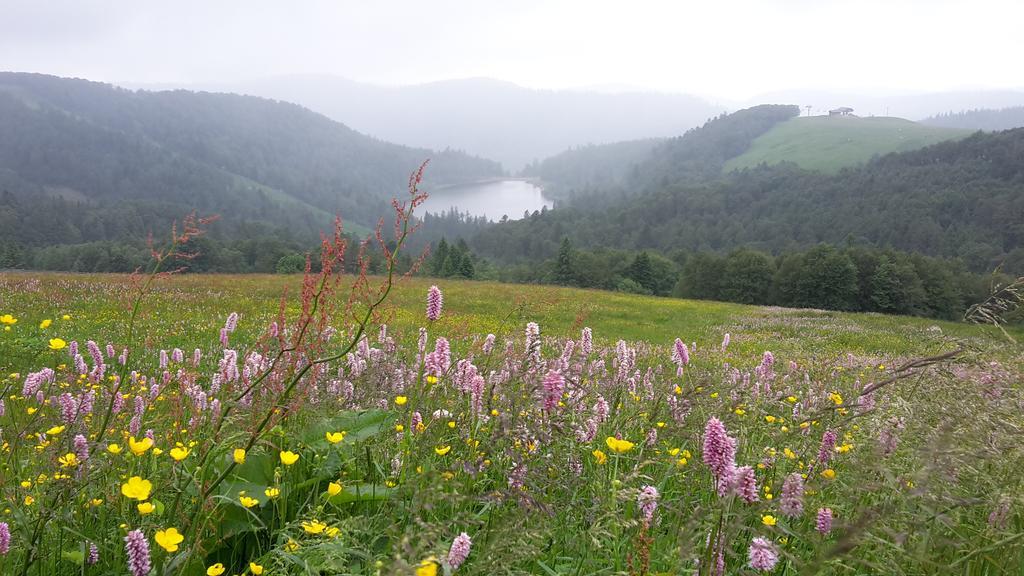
[0,167,1021,575]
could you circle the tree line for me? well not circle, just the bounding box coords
[431,237,1002,322]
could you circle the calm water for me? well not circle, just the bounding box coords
[422,180,552,221]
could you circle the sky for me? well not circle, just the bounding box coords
[2,0,1023,101]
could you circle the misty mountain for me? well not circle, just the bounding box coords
[163,75,726,171]
[519,106,969,198]
[519,139,663,198]
[516,105,799,198]
[0,72,501,249]
[922,106,1024,131]
[739,89,1024,120]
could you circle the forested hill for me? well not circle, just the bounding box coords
[472,128,1024,274]
[521,104,800,196]
[723,115,967,173]
[0,73,501,250]
[519,138,663,198]
[525,105,970,196]
[922,106,1024,131]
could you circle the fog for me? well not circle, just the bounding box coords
[4,0,1024,168]
[4,0,1023,99]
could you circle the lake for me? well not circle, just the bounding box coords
[421,179,552,221]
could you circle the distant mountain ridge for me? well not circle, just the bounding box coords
[922,106,1024,131]
[519,107,971,196]
[735,89,1024,120]
[0,72,501,249]
[520,105,801,195]
[143,75,727,171]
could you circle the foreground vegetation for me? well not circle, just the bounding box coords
[0,262,1021,574]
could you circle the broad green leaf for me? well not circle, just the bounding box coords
[302,409,392,449]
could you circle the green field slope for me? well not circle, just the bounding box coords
[724,115,969,173]
[2,272,1019,361]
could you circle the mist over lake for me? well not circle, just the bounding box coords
[421,179,553,221]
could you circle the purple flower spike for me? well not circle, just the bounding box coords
[426,285,443,321]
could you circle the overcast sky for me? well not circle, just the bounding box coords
[2,0,1023,101]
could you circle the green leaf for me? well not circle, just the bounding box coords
[61,550,84,566]
[223,451,277,487]
[302,409,392,449]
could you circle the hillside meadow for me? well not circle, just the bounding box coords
[724,116,968,174]
[4,272,1021,359]
[0,270,1021,575]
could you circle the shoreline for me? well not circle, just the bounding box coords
[429,176,546,192]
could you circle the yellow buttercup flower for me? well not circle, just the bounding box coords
[39,319,52,329]
[762,515,777,526]
[394,395,408,406]
[233,448,246,464]
[0,314,17,325]
[249,563,264,575]
[239,495,259,508]
[279,451,299,466]
[434,445,451,456]
[207,563,226,576]
[137,502,156,515]
[155,527,184,552]
[415,557,439,576]
[302,520,327,534]
[327,482,342,496]
[121,476,153,501]
[58,453,79,468]
[169,447,190,461]
[284,539,299,552]
[265,487,280,499]
[128,436,154,456]
[108,443,123,455]
[46,425,66,435]
[605,436,635,453]
[325,431,346,444]
[24,495,34,505]
[821,468,836,480]
[48,338,66,351]
[592,449,608,465]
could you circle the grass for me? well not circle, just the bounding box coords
[2,273,1018,361]
[724,115,970,174]
[0,271,1021,575]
